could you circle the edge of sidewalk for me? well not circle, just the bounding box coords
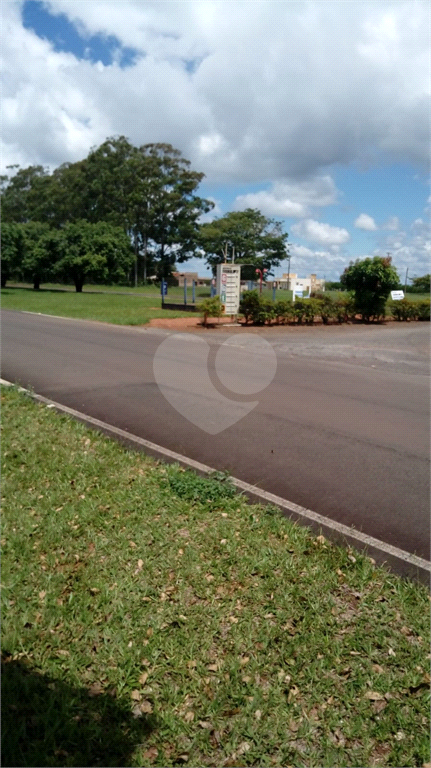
[2,378,429,585]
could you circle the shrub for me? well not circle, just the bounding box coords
[340,256,399,322]
[239,290,261,324]
[273,299,293,324]
[293,299,308,325]
[315,294,336,324]
[389,299,417,322]
[333,295,356,324]
[199,296,223,326]
[415,299,430,321]
[239,291,274,325]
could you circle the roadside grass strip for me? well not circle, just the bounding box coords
[1,386,430,768]
[1,288,192,325]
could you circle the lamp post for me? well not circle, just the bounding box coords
[255,268,268,294]
[285,243,292,291]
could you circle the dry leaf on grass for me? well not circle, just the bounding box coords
[364,691,385,701]
[139,672,149,685]
[131,690,142,701]
[184,710,194,722]
[198,720,212,729]
[142,747,158,761]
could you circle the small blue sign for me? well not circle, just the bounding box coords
[161,281,168,296]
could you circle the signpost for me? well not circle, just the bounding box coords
[161,281,168,304]
[391,290,405,301]
[216,264,241,315]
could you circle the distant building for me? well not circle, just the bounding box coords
[172,271,209,287]
[270,273,325,294]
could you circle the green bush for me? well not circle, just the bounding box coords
[389,298,417,321]
[239,290,274,325]
[340,256,399,322]
[293,299,308,324]
[314,294,336,324]
[333,295,356,324]
[199,296,223,326]
[239,290,261,324]
[415,299,430,321]
[273,299,293,324]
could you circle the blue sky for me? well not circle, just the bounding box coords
[3,0,429,281]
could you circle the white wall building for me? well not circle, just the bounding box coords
[271,273,325,295]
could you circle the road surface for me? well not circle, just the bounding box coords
[2,309,429,560]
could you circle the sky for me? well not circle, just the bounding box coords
[2,0,430,281]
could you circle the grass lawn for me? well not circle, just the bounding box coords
[2,386,430,768]
[5,282,212,299]
[1,288,194,326]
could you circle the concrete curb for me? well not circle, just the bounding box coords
[2,378,429,584]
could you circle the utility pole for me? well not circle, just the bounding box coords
[286,242,292,291]
[404,267,409,293]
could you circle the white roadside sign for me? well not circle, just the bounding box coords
[390,290,405,300]
[216,264,241,314]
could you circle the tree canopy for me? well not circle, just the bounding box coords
[1,137,214,285]
[408,274,430,294]
[198,209,288,279]
[54,221,135,292]
[340,255,399,322]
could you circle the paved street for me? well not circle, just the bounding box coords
[2,309,429,560]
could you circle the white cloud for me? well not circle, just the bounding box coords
[291,219,350,246]
[374,217,431,278]
[233,175,339,218]
[382,216,400,230]
[354,213,378,231]
[1,1,428,181]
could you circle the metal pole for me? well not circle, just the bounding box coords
[404,267,408,293]
[184,278,187,305]
[192,280,196,303]
[272,283,276,301]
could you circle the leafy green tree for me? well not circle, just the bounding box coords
[408,274,430,294]
[340,256,399,322]
[54,221,134,292]
[0,222,25,287]
[199,209,288,279]
[21,223,61,289]
[138,143,213,281]
[1,166,52,223]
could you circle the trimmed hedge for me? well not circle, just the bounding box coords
[238,292,430,326]
[389,298,430,322]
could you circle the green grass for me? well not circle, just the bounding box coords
[5,281,212,299]
[1,288,194,325]
[2,385,430,768]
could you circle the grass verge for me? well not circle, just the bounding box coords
[1,288,193,325]
[2,386,430,767]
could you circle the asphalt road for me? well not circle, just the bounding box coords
[2,309,429,560]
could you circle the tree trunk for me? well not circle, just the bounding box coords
[1,274,7,288]
[33,277,40,290]
[134,238,138,288]
[143,235,147,282]
[75,279,84,293]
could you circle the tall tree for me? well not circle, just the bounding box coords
[198,209,288,279]
[20,222,61,289]
[1,166,52,223]
[0,222,25,287]
[139,143,213,281]
[54,221,134,292]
